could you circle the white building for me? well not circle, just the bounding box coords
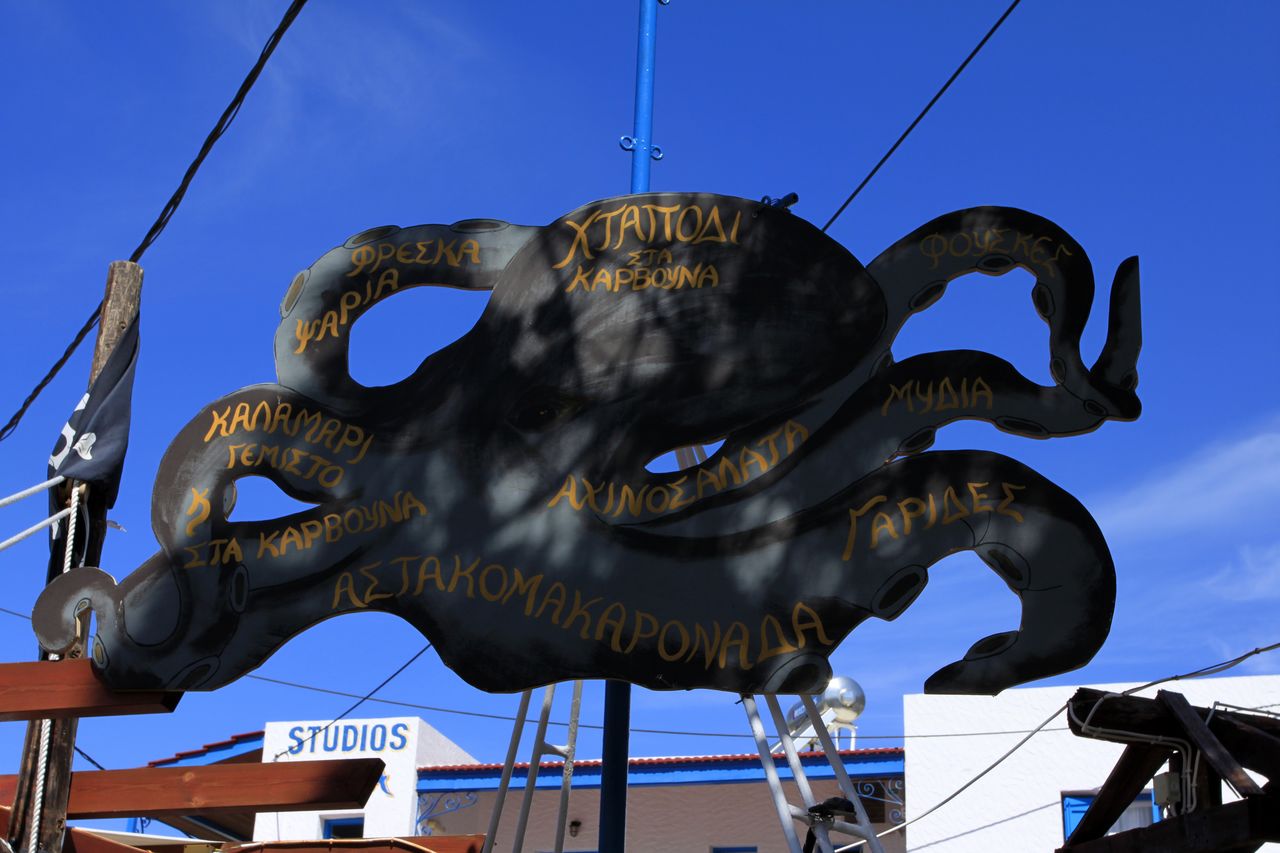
[253,717,476,841]
[902,673,1280,851]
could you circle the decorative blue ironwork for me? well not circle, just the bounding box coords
[857,777,906,825]
[416,791,479,835]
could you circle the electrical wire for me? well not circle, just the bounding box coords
[126,0,309,266]
[248,671,1071,742]
[73,746,107,772]
[821,0,1022,233]
[270,643,430,760]
[0,0,310,444]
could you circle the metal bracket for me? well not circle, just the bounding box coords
[619,136,664,161]
[762,192,800,211]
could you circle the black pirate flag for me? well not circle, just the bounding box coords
[47,315,139,570]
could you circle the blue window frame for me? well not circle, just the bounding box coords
[1062,791,1160,839]
[322,817,365,839]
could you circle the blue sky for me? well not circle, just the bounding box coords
[1,0,1278,825]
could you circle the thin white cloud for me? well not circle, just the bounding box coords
[1203,542,1280,602]
[1094,423,1280,540]
[187,3,496,203]
[266,4,492,131]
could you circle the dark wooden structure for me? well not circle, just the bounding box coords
[0,758,383,820]
[0,660,180,722]
[0,659,394,852]
[1058,688,1280,853]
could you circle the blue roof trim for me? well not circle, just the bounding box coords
[154,734,265,768]
[419,753,904,792]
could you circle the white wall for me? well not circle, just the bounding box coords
[252,716,475,841]
[903,674,1279,852]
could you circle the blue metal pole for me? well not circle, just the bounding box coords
[599,5,659,851]
[626,0,659,194]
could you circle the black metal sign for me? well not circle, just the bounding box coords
[34,193,1141,696]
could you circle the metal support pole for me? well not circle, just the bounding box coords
[481,690,532,853]
[625,0,660,194]
[511,686,556,853]
[598,681,631,853]
[765,695,833,853]
[742,695,804,853]
[552,681,584,853]
[599,4,662,852]
[800,694,884,852]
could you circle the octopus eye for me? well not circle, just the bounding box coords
[507,390,579,432]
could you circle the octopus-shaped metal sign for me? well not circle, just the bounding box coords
[35,193,1141,696]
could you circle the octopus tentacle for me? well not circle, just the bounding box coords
[596,450,1113,695]
[866,207,1141,414]
[151,384,369,557]
[591,207,1139,539]
[275,220,539,413]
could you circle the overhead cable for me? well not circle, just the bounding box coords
[0,475,66,510]
[0,0,310,444]
[73,746,107,772]
[0,507,74,555]
[247,671,1065,742]
[821,0,1022,232]
[270,643,430,760]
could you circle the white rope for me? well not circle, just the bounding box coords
[0,476,65,510]
[26,484,85,853]
[29,719,51,853]
[0,508,73,554]
[62,485,83,573]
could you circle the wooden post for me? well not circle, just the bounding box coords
[83,261,143,568]
[8,261,142,853]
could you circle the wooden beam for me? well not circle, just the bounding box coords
[1068,688,1280,741]
[1069,688,1280,786]
[1064,744,1172,845]
[0,759,383,819]
[1210,715,1280,783]
[0,660,181,722]
[1058,791,1280,853]
[1158,690,1264,798]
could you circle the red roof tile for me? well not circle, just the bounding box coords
[148,730,265,767]
[419,747,903,773]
